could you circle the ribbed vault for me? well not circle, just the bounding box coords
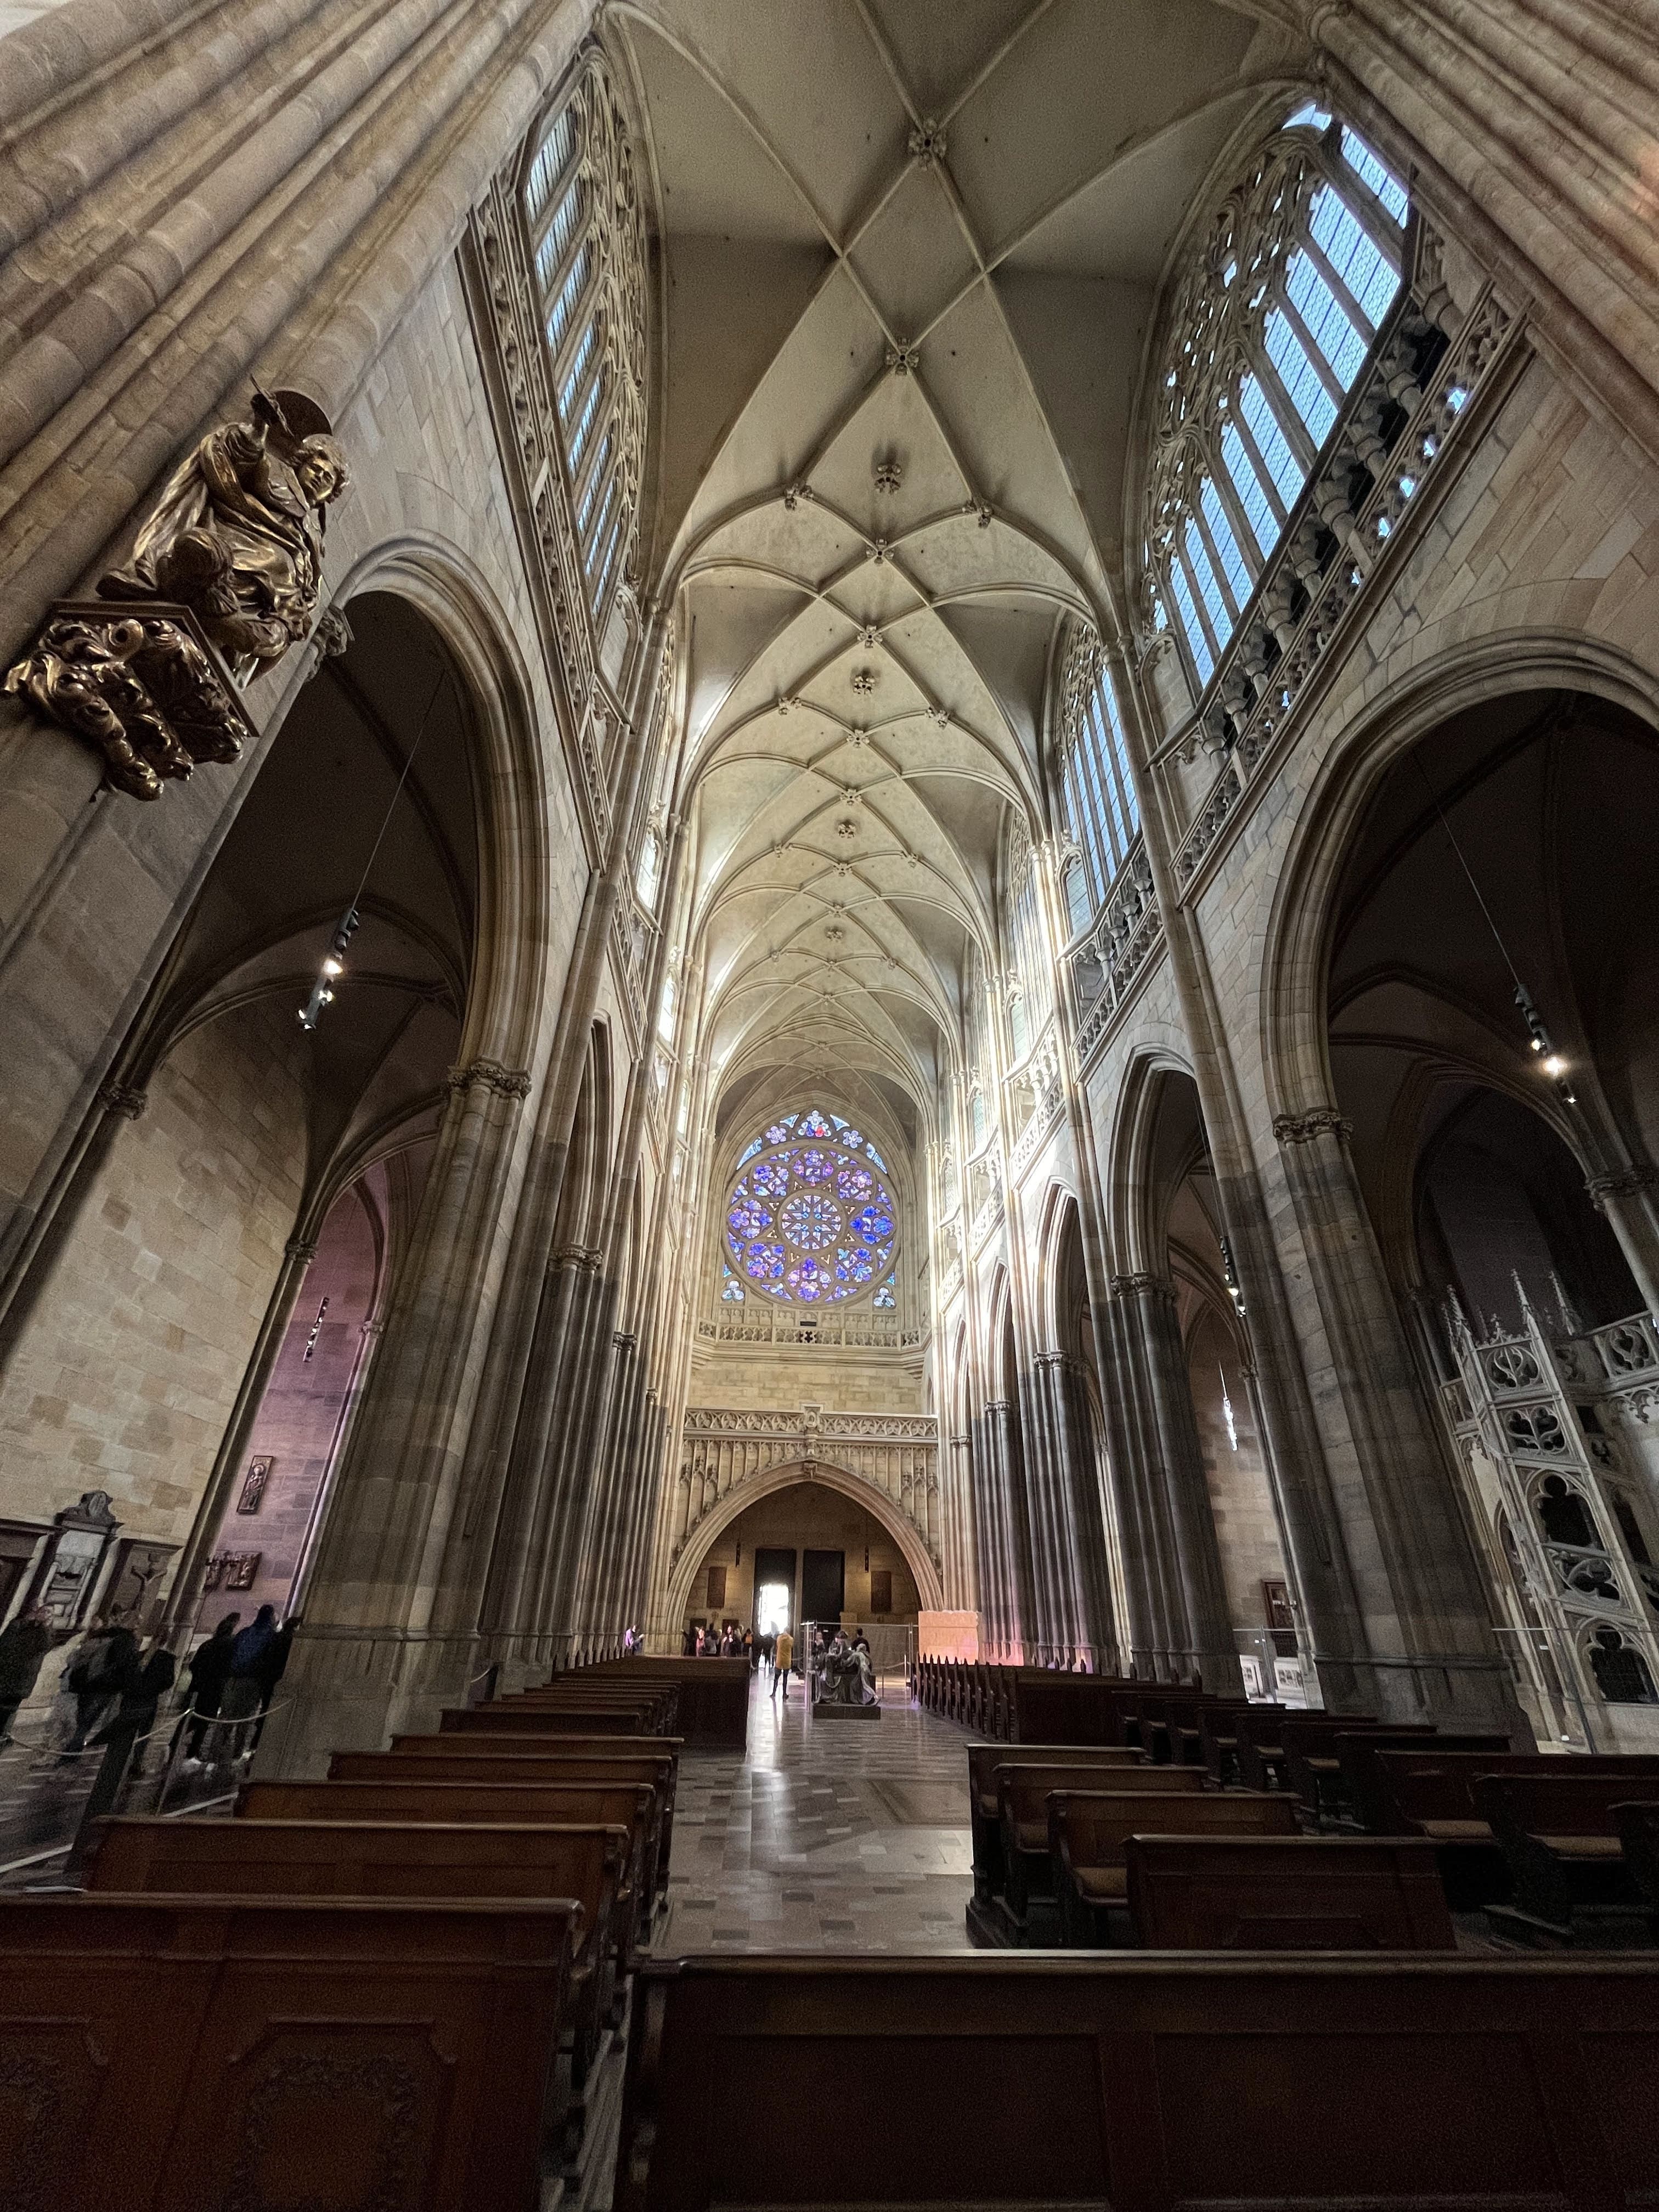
[612,0,1298,1119]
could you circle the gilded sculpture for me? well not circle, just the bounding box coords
[4,388,350,801]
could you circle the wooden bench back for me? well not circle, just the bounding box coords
[968,1742,1141,1815]
[83,1815,625,1951]
[439,1705,650,1736]
[1356,1750,1659,1835]
[617,1953,1659,2211]
[546,1658,749,1748]
[238,1777,657,1934]
[999,1762,1203,1833]
[1474,1771,1659,1839]
[1049,1787,1297,1866]
[1125,1835,1457,1950]
[0,1894,578,2212]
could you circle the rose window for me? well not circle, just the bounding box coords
[723,1107,898,1305]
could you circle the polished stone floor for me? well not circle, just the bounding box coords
[651,1671,974,1954]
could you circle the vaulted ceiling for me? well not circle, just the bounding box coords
[610,0,1305,1115]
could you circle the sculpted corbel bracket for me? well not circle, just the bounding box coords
[4,388,349,801]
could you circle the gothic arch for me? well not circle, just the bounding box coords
[328,538,555,1090]
[664,1459,945,1624]
[1258,630,1659,1130]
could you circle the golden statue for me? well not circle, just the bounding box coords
[5,388,350,800]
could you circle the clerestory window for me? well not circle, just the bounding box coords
[1143,101,1409,694]
[1056,635,1141,930]
[523,60,648,622]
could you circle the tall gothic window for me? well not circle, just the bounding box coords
[723,1108,897,1306]
[523,62,648,620]
[1057,633,1141,933]
[1003,819,1047,1062]
[1144,101,1408,691]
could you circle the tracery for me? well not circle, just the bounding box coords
[522,58,648,618]
[723,1108,898,1305]
[1143,100,1410,690]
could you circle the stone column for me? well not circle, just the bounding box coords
[263,1056,531,1773]
[1035,1350,1119,1672]
[1270,1103,1524,1729]
[1586,1164,1659,1318]
[1102,1273,1241,1691]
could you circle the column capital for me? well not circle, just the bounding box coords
[447,1057,532,1100]
[1586,1163,1656,1209]
[1109,1271,1176,1305]
[284,1236,319,1264]
[96,1080,147,1120]
[1272,1105,1353,1147]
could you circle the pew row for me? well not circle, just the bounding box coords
[1124,1833,1458,1950]
[0,1894,578,2211]
[1344,1746,1659,1909]
[371,1737,680,1898]
[617,1953,1659,2211]
[966,1742,1144,1907]
[1474,1771,1659,1943]
[1049,1787,1299,1947]
[239,1774,658,1947]
[535,1657,751,1750]
[82,1814,627,2107]
[970,1764,1207,1945]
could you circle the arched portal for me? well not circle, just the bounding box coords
[663,1462,945,1638]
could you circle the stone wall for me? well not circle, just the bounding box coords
[0,1002,307,1549]
[687,1340,926,1415]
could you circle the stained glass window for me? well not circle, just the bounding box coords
[523,61,647,623]
[723,1108,898,1305]
[1145,103,1407,695]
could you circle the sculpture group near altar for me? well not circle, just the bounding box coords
[814,1628,877,1708]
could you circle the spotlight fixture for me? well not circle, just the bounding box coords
[299,906,359,1032]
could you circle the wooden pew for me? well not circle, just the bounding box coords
[1125,1834,1458,1950]
[546,1657,750,1749]
[439,1702,656,1737]
[1614,1801,1659,1938]
[0,1893,578,2211]
[1345,1747,1659,1910]
[378,1735,681,1897]
[82,1815,628,2100]
[984,1763,1206,1944]
[1237,1712,1431,1797]
[240,1774,659,1949]
[1289,1727,1514,1826]
[616,1951,1659,2211]
[1475,1771,1659,1943]
[1049,1788,1298,1946]
[965,1742,1144,1908]
[1201,1699,1285,1786]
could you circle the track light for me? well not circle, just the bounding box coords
[299,905,359,1031]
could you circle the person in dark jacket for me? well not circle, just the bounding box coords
[61,1622,138,1755]
[180,1613,239,1764]
[0,1605,54,1745]
[219,1605,278,1731]
[93,1638,177,1775]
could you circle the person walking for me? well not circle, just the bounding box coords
[61,1621,138,1757]
[771,1624,793,1701]
[220,1604,278,1757]
[0,1605,53,1745]
[92,1637,177,1777]
[180,1614,239,1766]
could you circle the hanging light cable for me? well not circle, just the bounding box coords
[1412,757,1577,1106]
[300,664,449,1032]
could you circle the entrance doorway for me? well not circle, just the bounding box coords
[803,1547,845,1625]
[753,1547,796,1637]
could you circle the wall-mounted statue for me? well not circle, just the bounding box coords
[4,388,351,801]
